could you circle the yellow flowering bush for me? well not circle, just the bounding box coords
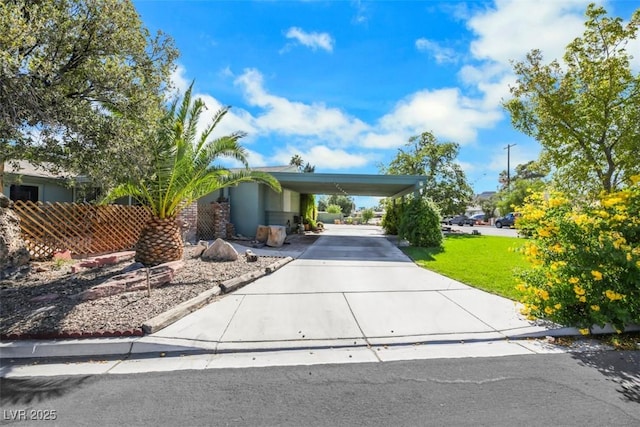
[515,178,640,331]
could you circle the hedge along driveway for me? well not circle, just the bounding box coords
[401,235,529,301]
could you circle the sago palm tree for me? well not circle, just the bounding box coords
[104,82,281,266]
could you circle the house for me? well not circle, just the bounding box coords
[4,161,427,240]
[2,161,84,203]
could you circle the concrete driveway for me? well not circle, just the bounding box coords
[147,224,548,353]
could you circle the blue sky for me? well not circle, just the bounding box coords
[134,0,639,207]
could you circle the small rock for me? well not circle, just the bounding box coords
[245,249,258,262]
[192,245,206,259]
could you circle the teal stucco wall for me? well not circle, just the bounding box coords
[230,183,264,237]
[229,184,301,237]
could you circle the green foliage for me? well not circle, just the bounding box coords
[381,199,401,235]
[398,195,442,248]
[515,176,640,332]
[103,82,281,218]
[300,193,316,224]
[478,194,498,220]
[0,0,178,190]
[326,204,342,214]
[504,4,640,198]
[317,196,328,212]
[289,155,315,173]
[380,131,473,216]
[323,194,354,216]
[361,208,374,224]
[497,179,546,215]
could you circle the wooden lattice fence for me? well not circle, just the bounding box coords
[12,201,151,260]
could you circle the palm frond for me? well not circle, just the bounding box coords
[102,80,281,218]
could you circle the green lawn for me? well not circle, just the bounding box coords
[401,235,530,300]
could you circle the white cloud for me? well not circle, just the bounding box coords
[415,38,458,64]
[289,145,372,170]
[467,0,590,66]
[457,1,599,112]
[235,68,369,142]
[360,131,408,149]
[351,0,369,25]
[378,88,503,144]
[284,27,334,52]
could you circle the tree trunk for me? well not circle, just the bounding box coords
[135,216,183,266]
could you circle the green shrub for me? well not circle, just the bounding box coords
[515,176,640,332]
[381,199,401,235]
[398,196,442,248]
[361,208,374,224]
[326,204,342,214]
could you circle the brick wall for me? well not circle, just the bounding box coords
[177,201,198,243]
[196,201,231,240]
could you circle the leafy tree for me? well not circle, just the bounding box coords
[289,155,304,169]
[361,208,374,224]
[498,160,549,190]
[496,160,549,214]
[317,196,328,211]
[0,0,178,190]
[326,204,342,214]
[380,131,473,216]
[104,83,281,266]
[504,4,640,198]
[477,194,498,220]
[325,194,354,216]
[497,178,546,215]
[289,155,315,173]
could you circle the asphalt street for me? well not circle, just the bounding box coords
[1,352,638,426]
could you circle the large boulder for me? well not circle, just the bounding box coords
[201,238,238,261]
[0,195,30,275]
[255,225,270,243]
[266,225,287,248]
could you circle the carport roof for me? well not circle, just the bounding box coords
[269,172,426,198]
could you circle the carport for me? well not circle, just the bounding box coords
[269,172,426,198]
[226,171,426,236]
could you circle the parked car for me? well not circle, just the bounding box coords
[444,214,474,226]
[469,213,485,224]
[495,212,520,228]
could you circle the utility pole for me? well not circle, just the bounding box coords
[504,144,516,189]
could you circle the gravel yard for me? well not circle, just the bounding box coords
[0,245,284,339]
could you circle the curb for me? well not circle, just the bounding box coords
[220,256,293,293]
[141,286,222,334]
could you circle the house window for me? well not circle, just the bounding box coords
[9,185,39,202]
